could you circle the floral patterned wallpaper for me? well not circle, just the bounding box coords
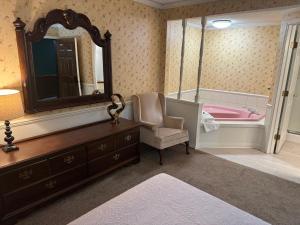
[0,0,299,108]
[202,26,280,97]
[162,0,300,98]
[0,0,164,100]
[165,20,181,94]
[166,24,280,97]
[165,20,201,94]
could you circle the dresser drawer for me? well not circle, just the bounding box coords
[3,165,86,213]
[88,144,138,175]
[87,137,115,160]
[49,147,86,175]
[0,160,49,194]
[116,129,139,149]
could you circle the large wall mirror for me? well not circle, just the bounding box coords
[14,9,113,113]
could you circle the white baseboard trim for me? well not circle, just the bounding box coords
[287,133,300,144]
[195,144,264,150]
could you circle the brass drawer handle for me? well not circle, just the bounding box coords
[113,153,120,161]
[18,169,33,180]
[64,155,75,164]
[124,135,132,142]
[45,180,57,189]
[97,143,107,151]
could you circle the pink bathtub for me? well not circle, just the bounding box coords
[202,104,265,121]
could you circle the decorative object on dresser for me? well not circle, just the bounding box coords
[107,94,126,125]
[0,118,140,224]
[0,89,24,152]
[132,93,189,165]
[13,9,113,113]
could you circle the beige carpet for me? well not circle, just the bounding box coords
[17,145,300,225]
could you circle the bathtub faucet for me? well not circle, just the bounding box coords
[247,107,259,118]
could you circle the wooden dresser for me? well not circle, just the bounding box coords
[0,118,140,224]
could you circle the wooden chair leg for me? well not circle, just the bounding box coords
[158,150,163,165]
[185,141,190,155]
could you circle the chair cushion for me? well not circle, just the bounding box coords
[141,127,189,150]
[156,128,183,138]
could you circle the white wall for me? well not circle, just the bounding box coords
[288,75,300,132]
[166,98,201,148]
[2,97,268,152]
[81,83,96,95]
[0,102,133,144]
[197,122,265,149]
[92,44,104,82]
[168,88,269,114]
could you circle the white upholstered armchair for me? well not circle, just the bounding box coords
[132,93,189,165]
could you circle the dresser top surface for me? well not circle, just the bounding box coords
[0,118,140,170]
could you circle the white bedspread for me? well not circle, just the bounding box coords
[68,173,270,225]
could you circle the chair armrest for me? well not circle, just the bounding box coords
[140,121,158,129]
[140,121,159,135]
[164,116,184,130]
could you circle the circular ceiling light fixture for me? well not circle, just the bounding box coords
[212,20,232,29]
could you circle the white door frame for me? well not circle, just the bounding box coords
[276,26,300,153]
[266,20,300,154]
[92,41,104,91]
[74,37,82,96]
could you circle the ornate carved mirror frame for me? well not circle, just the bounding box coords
[14,9,113,113]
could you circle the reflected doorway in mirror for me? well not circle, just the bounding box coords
[32,25,106,100]
[92,44,105,94]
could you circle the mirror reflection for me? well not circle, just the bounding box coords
[32,24,105,100]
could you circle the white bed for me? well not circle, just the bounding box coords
[68,173,270,225]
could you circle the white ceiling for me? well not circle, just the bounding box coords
[187,7,300,29]
[152,0,185,3]
[134,0,300,29]
[151,0,213,3]
[134,0,217,9]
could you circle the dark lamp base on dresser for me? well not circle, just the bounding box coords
[2,120,19,153]
[2,145,19,153]
[0,118,140,224]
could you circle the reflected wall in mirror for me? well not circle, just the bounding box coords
[32,25,105,101]
[14,9,113,113]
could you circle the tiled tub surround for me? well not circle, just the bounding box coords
[168,88,269,114]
